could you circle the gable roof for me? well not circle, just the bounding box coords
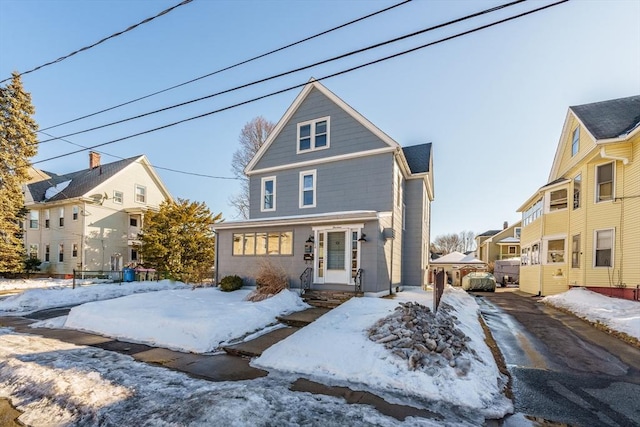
[570,95,640,140]
[27,155,141,203]
[246,78,401,174]
[402,143,432,174]
[430,251,485,265]
[477,229,501,238]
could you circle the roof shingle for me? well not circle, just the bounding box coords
[571,95,640,140]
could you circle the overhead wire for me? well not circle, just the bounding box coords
[36,0,527,145]
[39,0,413,132]
[38,130,239,180]
[31,0,569,167]
[0,0,195,84]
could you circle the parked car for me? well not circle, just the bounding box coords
[462,272,496,292]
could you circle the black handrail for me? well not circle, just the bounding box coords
[300,267,312,292]
[354,268,363,294]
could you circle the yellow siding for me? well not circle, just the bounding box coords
[519,266,541,294]
[544,209,568,235]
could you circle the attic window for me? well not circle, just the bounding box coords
[297,117,329,153]
[114,190,123,204]
[571,127,580,157]
[135,185,146,203]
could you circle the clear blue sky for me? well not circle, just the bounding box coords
[1,0,639,239]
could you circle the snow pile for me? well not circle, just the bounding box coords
[0,329,431,427]
[44,179,71,199]
[0,280,189,315]
[254,287,512,418]
[63,288,310,353]
[368,301,473,376]
[542,287,640,340]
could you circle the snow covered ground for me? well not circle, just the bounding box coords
[542,287,640,341]
[0,277,111,292]
[5,281,635,425]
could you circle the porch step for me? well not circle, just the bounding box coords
[277,307,331,327]
[301,290,362,309]
[222,326,300,358]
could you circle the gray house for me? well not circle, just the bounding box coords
[214,79,434,296]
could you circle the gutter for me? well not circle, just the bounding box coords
[599,147,629,165]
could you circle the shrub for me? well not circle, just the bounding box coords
[247,261,289,302]
[219,275,243,292]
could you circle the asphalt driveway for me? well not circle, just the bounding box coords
[473,288,640,426]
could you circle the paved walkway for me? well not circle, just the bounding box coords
[0,306,441,422]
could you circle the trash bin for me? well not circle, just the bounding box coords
[123,267,135,282]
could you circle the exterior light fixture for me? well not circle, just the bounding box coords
[306,235,314,243]
[358,233,367,242]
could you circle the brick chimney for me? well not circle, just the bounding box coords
[503,221,508,230]
[89,151,101,169]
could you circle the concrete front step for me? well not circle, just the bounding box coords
[222,326,300,358]
[277,307,331,327]
[302,290,361,309]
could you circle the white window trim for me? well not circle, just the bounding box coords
[545,188,568,213]
[135,184,147,204]
[595,161,615,204]
[296,116,330,154]
[29,243,39,259]
[514,227,521,239]
[29,210,39,229]
[593,228,615,268]
[571,127,580,157]
[299,170,317,208]
[72,205,79,221]
[543,235,566,265]
[113,190,124,204]
[260,176,276,212]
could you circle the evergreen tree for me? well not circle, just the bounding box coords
[140,199,221,284]
[0,72,38,272]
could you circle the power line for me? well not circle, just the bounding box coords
[0,0,194,84]
[38,130,239,180]
[36,0,526,145]
[39,0,412,132]
[31,0,569,167]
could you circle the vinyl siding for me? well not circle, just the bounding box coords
[249,153,393,218]
[402,179,428,286]
[253,88,389,171]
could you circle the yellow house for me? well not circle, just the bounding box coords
[517,95,640,300]
[475,221,522,263]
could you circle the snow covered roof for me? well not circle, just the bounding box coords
[497,236,520,244]
[430,251,485,265]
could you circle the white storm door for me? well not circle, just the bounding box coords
[325,231,349,283]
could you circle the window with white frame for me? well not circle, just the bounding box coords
[44,209,50,228]
[233,231,293,256]
[135,184,146,203]
[299,170,316,208]
[29,244,38,259]
[571,234,580,268]
[548,188,568,211]
[531,243,540,265]
[596,162,614,202]
[261,176,276,211]
[523,199,542,226]
[573,174,581,209]
[58,243,64,262]
[594,229,613,267]
[521,247,529,266]
[514,227,521,239]
[45,244,50,262]
[59,207,64,227]
[29,210,39,229]
[113,190,123,204]
[508,246,517,254]
[571,127,580,157]
[72,205,79,220]
[131,248,138,262]
[297,117,329,153]
[545,238,565,264]
[72,243,78,257]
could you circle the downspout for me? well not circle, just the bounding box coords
[538,208,545,297]
[214,230,219,286]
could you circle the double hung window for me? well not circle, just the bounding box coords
[594,229,613,267]
[297,118,329,152]
[261,177,276,211]
[596,163,614,202]
[299,170,316,208]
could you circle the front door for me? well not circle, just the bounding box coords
[325,231,348,283]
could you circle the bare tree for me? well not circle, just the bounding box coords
[229,116,275,219]
[431,230,477,255]
[459,230,476,252]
